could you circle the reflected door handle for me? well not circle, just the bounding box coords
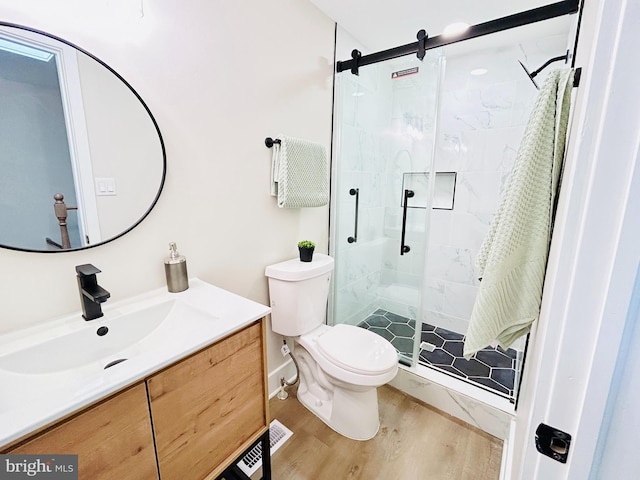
[347,188,359,243]
[400,189,414,255]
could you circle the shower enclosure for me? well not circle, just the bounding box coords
[329,24,572,405]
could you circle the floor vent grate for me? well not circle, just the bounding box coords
[236,419,293,477]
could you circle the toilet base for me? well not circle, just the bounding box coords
[295,347,381,441]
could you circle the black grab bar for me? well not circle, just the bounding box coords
[347,188,359,244]
[400,189,414,255]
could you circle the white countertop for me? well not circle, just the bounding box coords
[0,278,270,448]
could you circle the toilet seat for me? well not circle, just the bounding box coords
[297,324,398,386]
[316,324,398,375]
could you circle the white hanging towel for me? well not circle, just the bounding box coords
[463,69,575,359]
[270,135,329,208]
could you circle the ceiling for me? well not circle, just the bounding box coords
[309,0,573,54]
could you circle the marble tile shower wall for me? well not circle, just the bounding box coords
[423,34,570,339]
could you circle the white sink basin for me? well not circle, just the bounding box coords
[0,300,217,375]
[0,278,271,448]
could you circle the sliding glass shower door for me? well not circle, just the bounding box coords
[329,52,443,365]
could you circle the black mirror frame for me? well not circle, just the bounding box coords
[0,21,166,254]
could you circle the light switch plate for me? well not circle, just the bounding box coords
[95,177,117,196]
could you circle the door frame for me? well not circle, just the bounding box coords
[509,0,640,477]
[0,26,101,247]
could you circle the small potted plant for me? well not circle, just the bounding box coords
[297,240,315,262]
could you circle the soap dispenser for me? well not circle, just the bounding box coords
[164,242,189,292]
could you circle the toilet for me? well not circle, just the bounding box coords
[265,253,398,440]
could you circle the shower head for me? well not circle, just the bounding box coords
[518,52,570,91]
[518,60,540,90]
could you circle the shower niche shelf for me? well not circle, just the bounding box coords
[402,172,457,210]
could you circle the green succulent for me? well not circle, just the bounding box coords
[297,240,316,249]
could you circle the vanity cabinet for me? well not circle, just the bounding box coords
[7,383,158,480]
[148,320,269,480]
[3,320,269,480]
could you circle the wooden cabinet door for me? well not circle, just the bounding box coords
[148,321,268,480]
[9,383,157,480]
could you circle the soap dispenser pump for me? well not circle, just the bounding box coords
[164,242,189,292]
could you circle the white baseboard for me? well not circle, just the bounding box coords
[500,419,517,480]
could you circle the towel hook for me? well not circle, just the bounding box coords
[265,137,281,148]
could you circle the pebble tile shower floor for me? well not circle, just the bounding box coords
[358,309,518,400]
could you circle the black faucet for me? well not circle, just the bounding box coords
[76,264,110,320]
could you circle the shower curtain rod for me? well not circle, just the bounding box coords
[336,0,580,75]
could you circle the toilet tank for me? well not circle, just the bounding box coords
[265,254,334,336]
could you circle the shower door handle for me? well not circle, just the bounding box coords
[400,189,414,255]
[347,188,359,243]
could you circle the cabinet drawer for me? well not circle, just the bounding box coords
[148,321,267,480]
[8,383,157,480]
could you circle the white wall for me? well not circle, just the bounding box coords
[77,52,162,241]
[0,0,335,392]
[590,264,640,477]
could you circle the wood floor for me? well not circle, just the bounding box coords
[253,385,503,480]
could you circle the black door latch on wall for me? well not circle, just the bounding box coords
[535,423,572,463]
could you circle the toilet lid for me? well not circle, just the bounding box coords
[316,324,398,375]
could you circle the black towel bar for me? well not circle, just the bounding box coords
[265,137,281,148]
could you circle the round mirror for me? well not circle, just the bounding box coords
[0,22,165,252]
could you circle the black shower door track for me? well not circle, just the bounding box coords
[336,0,580,75]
